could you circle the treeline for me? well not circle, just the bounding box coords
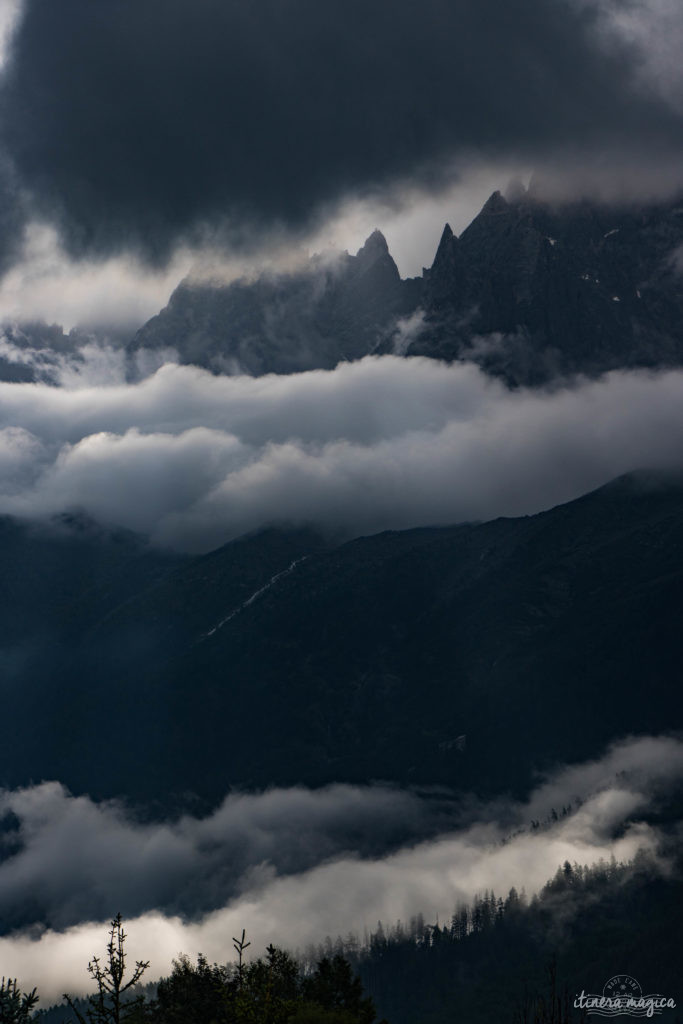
[7,918,386,1024]
[7,852,683,1024]
[147,941,383,1024]
[302,851,683,1024]
[303,852,639,965]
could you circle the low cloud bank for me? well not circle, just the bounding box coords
[0,736,680,999]
[1,357,683,549]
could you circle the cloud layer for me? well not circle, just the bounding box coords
[0,0,682,265]
[0,735,680,1001]
[1,356,683,550]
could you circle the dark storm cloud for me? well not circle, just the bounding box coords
[0,154,27,271]
[1,0,681,262]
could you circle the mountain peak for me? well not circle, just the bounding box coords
[438,222,454,245]
[480,190,509,215]
[356,229,389,263]
[432,222,457,265]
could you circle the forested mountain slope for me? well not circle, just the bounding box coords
[2,471,682,804]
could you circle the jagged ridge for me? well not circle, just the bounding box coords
[130,183,683,385]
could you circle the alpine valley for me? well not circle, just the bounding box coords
[2,184,683,1024]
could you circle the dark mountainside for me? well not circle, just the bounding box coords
[408,184,683,383]
[130,230,420,376]
[129,184,683,385]
[0,513,182,649]
[2,471,683,804]
[348,851,683,1024]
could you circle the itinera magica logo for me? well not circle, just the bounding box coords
[574,975,677,1018]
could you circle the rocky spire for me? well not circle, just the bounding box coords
[355,229,390,264]
[434,223,455,263]
[354,229,401,284]
[479,190,509,216]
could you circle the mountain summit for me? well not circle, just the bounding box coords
[406,186,683,382]
[130,188,683,384]
[356,228,390,264]
[129,230,415,376]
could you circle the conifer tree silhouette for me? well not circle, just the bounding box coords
[0,977,39,1023]
[64,914,150,1024]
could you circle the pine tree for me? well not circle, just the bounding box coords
[153,954,230,1024]
[0,978,39,1023]
[64,914,150,1024]
[301,956,379,1024]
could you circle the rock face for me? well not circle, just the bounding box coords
[3,186,683,385]
[408,185,683,384]
[130,230,419,376]
[130,184,683,384]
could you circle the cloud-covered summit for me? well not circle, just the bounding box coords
[1,0,682,267]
